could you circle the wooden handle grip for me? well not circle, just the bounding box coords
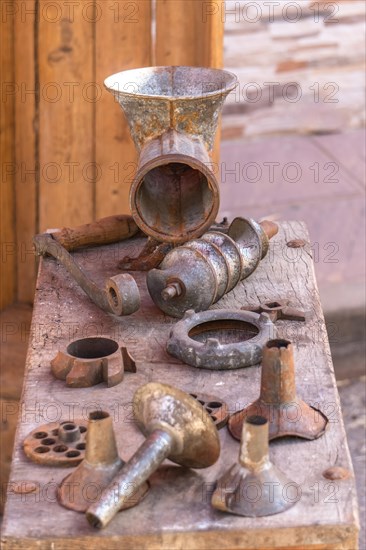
[52,215,140,251]
[259,220,278,240]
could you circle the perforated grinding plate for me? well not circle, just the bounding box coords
[189,393,229,429]
[23,420,88,467]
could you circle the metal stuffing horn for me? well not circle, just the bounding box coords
[104,66,237,244]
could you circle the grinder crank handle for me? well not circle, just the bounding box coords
[33,233,140,316]
[50,214,141,251]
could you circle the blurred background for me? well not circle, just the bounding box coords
[1,0,365,539]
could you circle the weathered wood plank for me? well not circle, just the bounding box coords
[95,0,152,219]
[1,222,359,549]
[0,303,32,513]
[156,0,223,67]
[0,0,16,309]
[14,0,37,303]
[38,1,94,231]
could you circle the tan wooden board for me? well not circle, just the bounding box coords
[0,2,16,309]
[1,222,359,549]
[0,303,33,513]
[14,0,37,303]
[95,0,152,219]
[38,1,94,231]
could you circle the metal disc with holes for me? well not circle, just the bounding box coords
[23,420,88,467]
[189,393,229,429]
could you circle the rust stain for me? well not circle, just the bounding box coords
[323,466,352,480]
[287,239,308,248]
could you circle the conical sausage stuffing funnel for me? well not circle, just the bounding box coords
[104,66,237,244]
[57,411,149,512]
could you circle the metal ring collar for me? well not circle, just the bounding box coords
[166,309,276,370]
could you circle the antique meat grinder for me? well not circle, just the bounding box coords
[35,66,249,316]
[104,66,278,319]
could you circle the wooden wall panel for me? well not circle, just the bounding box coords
[38,1,94,231]
[95,0,152,218]
[14,0,37,303]
[197,0,224,69]
[156,0,224,67]
[1,0,224,309]
[156,0,224,166]
[0,0,16,309]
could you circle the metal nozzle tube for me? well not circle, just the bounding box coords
[228,339,329,441]
[240,415,269,471]
[85,411,119,465]
[86,429,174,529]
[213,413,299,516]
[259,339,296,405]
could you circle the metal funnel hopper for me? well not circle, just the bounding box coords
[104,66,237,243]
[212,415,299,517]
[228,339,328,441]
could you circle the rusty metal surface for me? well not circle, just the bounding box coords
[323,467,352,480]
[147,217,278,318]
[118,219,230,271]
[188,392,229,429]
[212,416,299,517]
[131,131,220,244]
[51,337,136,388]
[242,300,306,323]
[58,411,149,513]
[118,238,173,271]
[228,339,329,441]
[167,309,276,370]
[86,382,220,529]
[33,233,140,316]
[23,420,88,467]
[105,274,141,316]
[286,239,308,248]
[104,66,237,244]
[104,66,238,151]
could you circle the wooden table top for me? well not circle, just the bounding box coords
[1,222,359,549]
